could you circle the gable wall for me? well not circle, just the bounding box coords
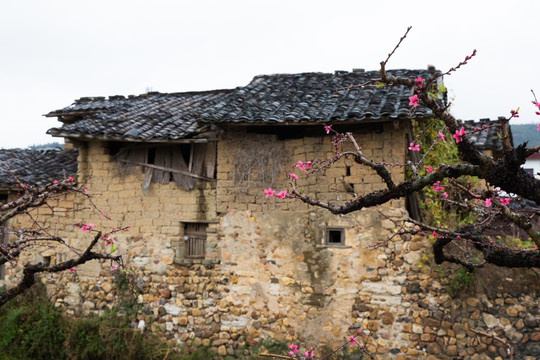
[2,123,412,348]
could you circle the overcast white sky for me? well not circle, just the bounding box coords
[1,0,539,148]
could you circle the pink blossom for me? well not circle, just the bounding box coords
[437,131,445,141]
[432,231,437,239]
[425,198,429,204]
[533,245,537,250]
[484,198,492,207]
[453,127,466,143]
[537,123,540,132]
[111,265,118,271]
[510,109,519,118]
[288,173,299,180]
[275,190,287,199]
[68,176,74,182]
[533,101,540,109]
[324,124,332,134]
[53,180,58,184]
[423,165,433,174]
[80,224,88,232]
[288,344,298,356]
[442,192,448,198]
[500,198,510,206]
[83,187,88,194]
[409,94,419,108]
[295,161,306,171]
[69,267,76,273]
[408,142,420,151]
[349,336,357,345]
[264,188,275,198]
[305,161,311,169]
[414,76,423,88]
[432,181,444,192]
[88,223,94,231]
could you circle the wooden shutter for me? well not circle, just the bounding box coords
[184,223,206,258]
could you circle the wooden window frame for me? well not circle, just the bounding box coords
[183,222,207,259]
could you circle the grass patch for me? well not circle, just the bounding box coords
[0,283,184,360]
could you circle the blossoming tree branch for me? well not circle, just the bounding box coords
[0,176,124,307]
[266,26,540,270]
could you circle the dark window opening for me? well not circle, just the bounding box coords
[108,141,123,156]
[179,144,191,169]
[43,256,51,266]
[146,147,156,165]
[525,168,534,175]
[325,227,345,246]
[346,166,351,177]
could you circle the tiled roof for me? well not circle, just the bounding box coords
[0,149,78,189]
[200,69,441,124]
[46,90,233,142]
[462,118,509,151]
[46,69,443,142]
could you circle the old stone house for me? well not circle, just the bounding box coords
[2,68,539,359]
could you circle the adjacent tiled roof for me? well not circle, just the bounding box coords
[200,69,441,124]
[0,149,78,189]
[46,90,233,142]
[462,118,509,151]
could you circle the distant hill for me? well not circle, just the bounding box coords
[511,124,540,148]
[28,142,63,150]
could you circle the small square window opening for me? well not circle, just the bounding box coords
[325,227,345,246]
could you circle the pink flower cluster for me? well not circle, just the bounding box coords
[453,127,466,143]
[79,223,94,232]
[102,234,114,246]
[500,197,510,206]
[288,343,314,358]
[408,142,420,151]
[414,76,423,88]
[324,124,332,134]
[264,188,287,199]
[409,94,419,108]
[294,160,312,173]
[431,181,444,192]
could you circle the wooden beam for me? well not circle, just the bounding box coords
[117,159,215,182]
